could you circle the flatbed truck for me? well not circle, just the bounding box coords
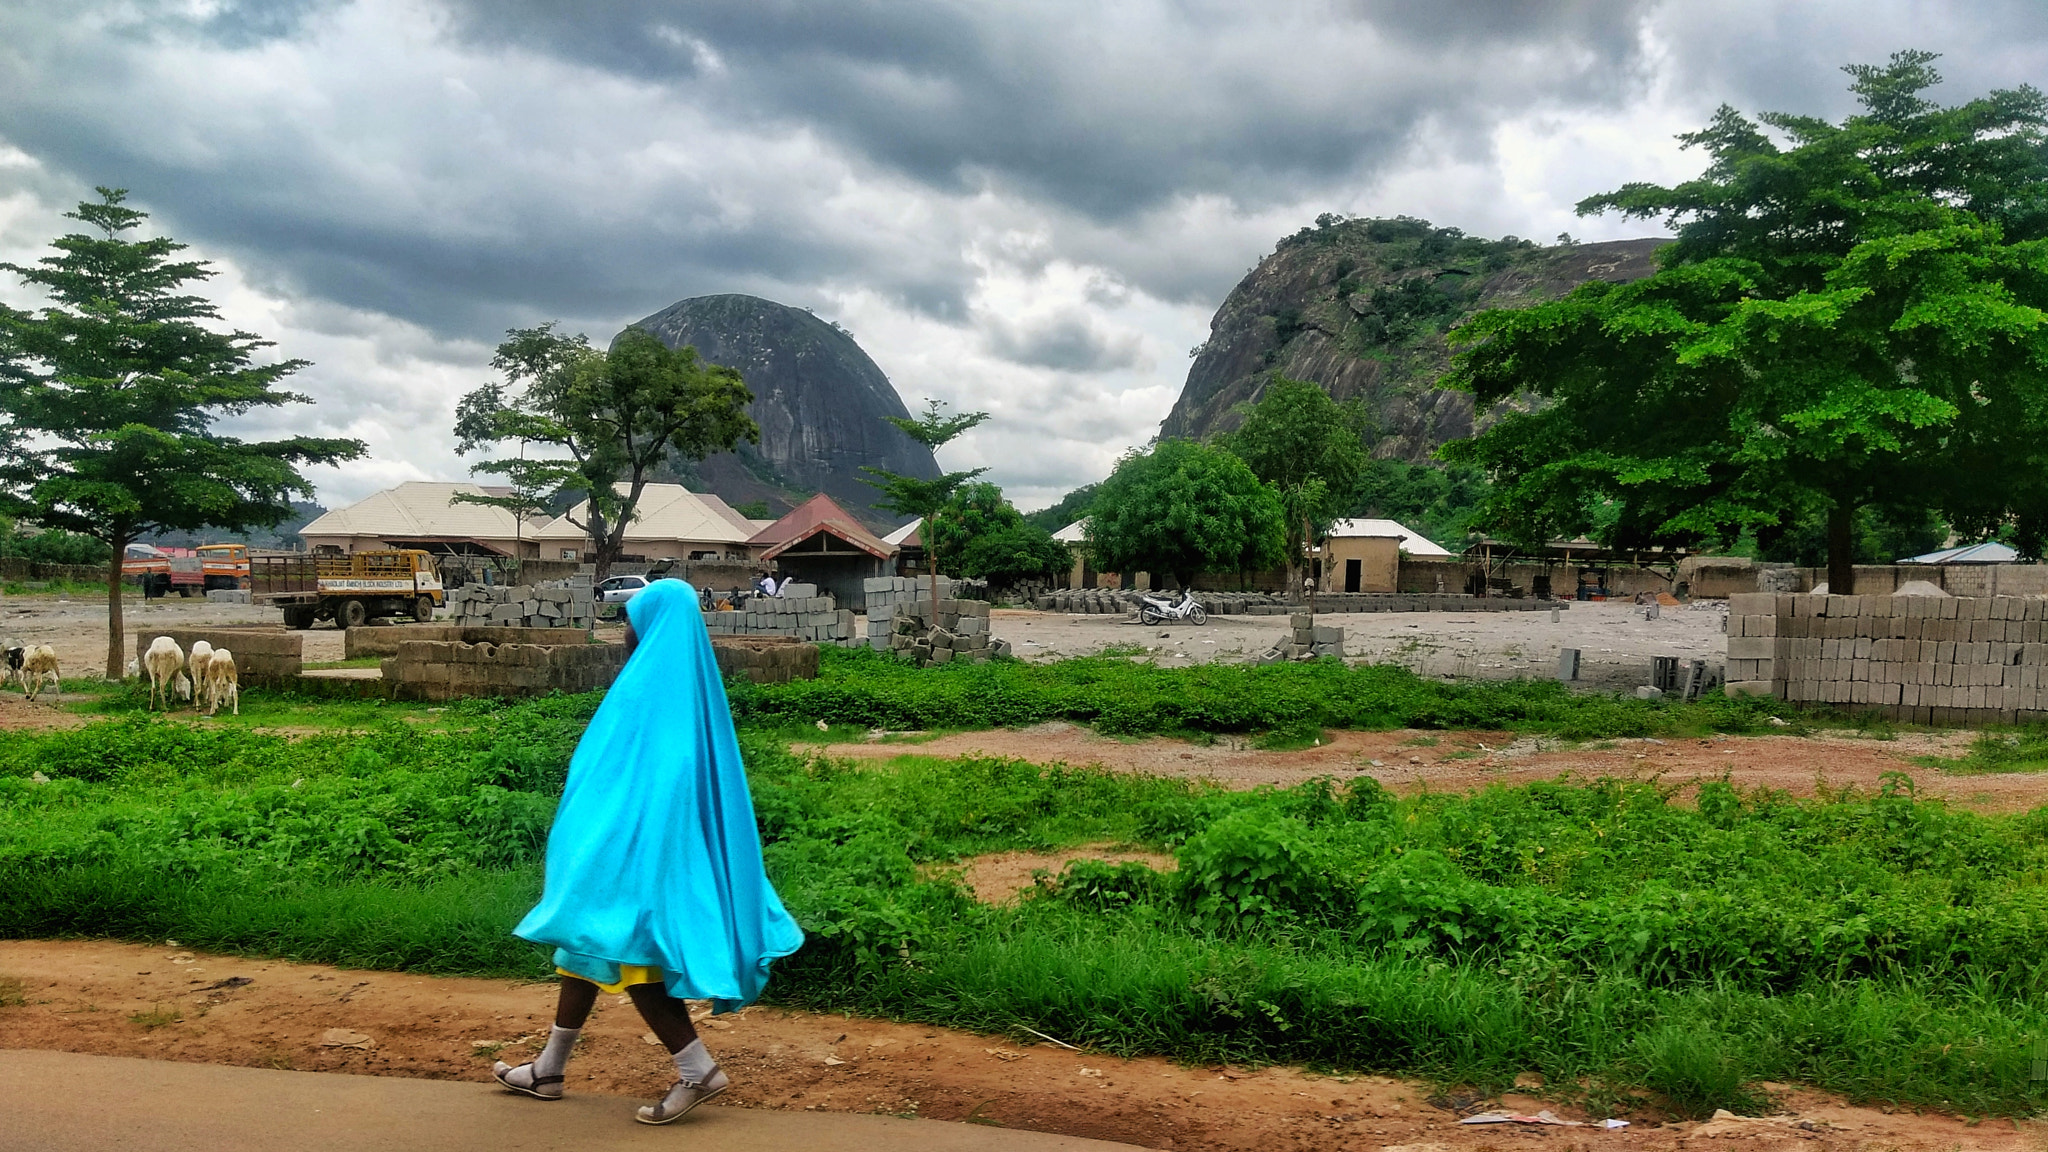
[251,550,445,629]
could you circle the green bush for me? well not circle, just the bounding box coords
[5,693,2048,1116]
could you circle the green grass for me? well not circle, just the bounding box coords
[3,670,2045,1118]
[729,646,1791,741]
[1924,726,2048,774]
[302,657,385,671]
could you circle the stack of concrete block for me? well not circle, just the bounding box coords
[1035,588,1139,615]
[1250,612,1344,665]
[1726,591,2048,724]
[383,638,628,702]
[446,576,595,630]
[705,593,856,644]
[888,598,1005,666]
[863,576,960,645]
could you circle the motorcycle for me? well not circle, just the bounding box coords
[1138,589,1207,626]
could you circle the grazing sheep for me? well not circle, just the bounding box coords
[4,641,25,692]
[174,673,192,703]
[204,648,238,716]
[186,640,213,703]
[22,644,59,702]
[143,636,185,711]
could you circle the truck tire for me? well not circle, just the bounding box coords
[283,606,316,630]
[339,598,369,629]
[177,585,193,598]
[413,595,433,623]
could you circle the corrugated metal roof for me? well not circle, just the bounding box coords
[750,493,896,559]
[299,482,537,540]
[532,484,754,545]
[883,520,921,547]
[1325,518,1454,557]
[1900,541,2020,564]
[1053,518,1087,543]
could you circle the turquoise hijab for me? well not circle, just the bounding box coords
[513,579,803,1011]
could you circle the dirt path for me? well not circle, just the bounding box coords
[814,724,2048,809]
[0,940,2026,1151]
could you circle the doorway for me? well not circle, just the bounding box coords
[1344,558,1361,593]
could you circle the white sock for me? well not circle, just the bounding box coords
[672,1038,716,1083]
[534,1025,580,1079]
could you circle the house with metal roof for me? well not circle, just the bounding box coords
[530,483,761,563]
[748,494,898,608]
[298,482,552,557]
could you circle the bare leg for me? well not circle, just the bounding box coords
[555,976,599,1028]
[626,982,700,1052]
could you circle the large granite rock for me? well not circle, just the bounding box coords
[626,294,938,526]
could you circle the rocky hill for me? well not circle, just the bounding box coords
[1161,217,1665,458]
[626,294,939,527]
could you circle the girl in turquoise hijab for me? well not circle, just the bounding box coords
[495,579,804,1125]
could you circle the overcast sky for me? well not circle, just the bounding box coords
[2,1,2045,512]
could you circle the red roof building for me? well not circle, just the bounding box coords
[747,494,897,608]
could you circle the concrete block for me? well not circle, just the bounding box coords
[1727,636,1774,660]
[1557,648,1581,681]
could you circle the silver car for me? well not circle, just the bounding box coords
[596,574,650,604]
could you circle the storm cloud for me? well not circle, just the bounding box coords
[0,1,2042,509]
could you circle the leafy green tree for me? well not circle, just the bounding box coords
[0,188,364,677]
[928,481,1070,589]
[1084,439,1285,590]
[861,399,990,620]
[1348,459,1490,550]
[1217,375,1371,600]
[455,325,758,580]
[732,499,773,520]
[0,522,111,566]
[1022,482,1099,534]
[1443,51,2048,592]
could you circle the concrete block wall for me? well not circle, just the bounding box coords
[446,575,595,630]
[345,625,583,660]
[133,627,303,686]
[707,589,856,644]
[712,637,821,684]
[1726,591,2048,724]
[382,638,627,702]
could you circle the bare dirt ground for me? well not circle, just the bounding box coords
[992,602,1728,692]
[0,939,2028,1152]
[0,593,348,676]
[819,724,2044,809]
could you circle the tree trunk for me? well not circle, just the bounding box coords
[1827,501,1857,595]
[105,536,129,681]
[925,515,939,625]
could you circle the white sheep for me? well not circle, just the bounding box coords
[143,636,185,711]
[186,640,213,705]
[204,648,238,716]
[22,644,59,702]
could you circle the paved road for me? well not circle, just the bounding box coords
[3,1050,1145,1152]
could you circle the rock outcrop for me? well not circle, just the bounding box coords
[626,294,938,526]
[1161,217,1665,459]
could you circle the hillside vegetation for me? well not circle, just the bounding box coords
[1161,216,1663,460]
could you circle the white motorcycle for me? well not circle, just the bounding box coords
[1138,589,1207,626]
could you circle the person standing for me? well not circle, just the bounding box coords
[495,579,804,1124]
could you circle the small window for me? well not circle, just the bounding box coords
[561,549,578,560]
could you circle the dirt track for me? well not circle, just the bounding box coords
[1,940,2030,1152]
[818,724,2044,809]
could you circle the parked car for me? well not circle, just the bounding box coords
[597,574,651,604]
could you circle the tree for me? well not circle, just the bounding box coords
[1442,51,2048,593]
[1216,375,1371,602]
[1084,439,1285,590]
[861,399,990,621]
[927,481,1070,590]
[1022,482,1099,533]
[454,325,758,580]
[0,188,364,678]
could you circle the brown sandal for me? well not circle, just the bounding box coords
[493,1061,565,1100]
